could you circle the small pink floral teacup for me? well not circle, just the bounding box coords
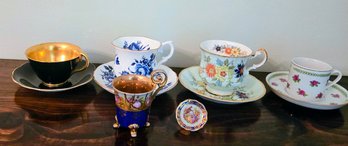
[286,57,342,102]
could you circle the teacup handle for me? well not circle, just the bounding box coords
[245,48,268,74]
[150,69,168,97]
[72,53,90,74]
[326,69,342,89]
[157,41,174,65]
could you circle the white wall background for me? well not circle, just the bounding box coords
[1,0,348,75]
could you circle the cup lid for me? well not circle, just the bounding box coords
[176,99,208,131]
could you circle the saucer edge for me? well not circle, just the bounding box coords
[179,66,266,104]
[266,71,348,110]
[12,62,95,92]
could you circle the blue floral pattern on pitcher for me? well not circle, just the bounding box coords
[123,41,150,51]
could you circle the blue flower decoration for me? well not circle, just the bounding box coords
[123,41,150,51]
[100,65,116,88]
[120,71,129,75]
[128,53,155,76]
[236,91,248,99]
[115,56,120,65]
[162,82,172,90]
[234,64,244,78]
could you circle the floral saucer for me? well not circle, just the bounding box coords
[93,61,178,95]
[12,62,95,92]
[266,71,348,110]
[176,99,208,131]
[179,66,266,104]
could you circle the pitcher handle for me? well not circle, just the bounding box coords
[157,41,174,65]
[72,53,89,74]
[245,48,268,74]
[326,69,342,89]
[150,69,168,98]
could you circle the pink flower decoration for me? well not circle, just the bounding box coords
[316,92,323,99]
[331,94,340,98]
[292,75,301,82]
[310,80,320,87]
[115,95,122,104]
[279,78,287,82]
[297,88,307,96]
[133,101,141,108]
[271,82,278,86]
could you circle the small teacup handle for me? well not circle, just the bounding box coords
[157,41,174,65]
[150,69,168,97]
[245,48,268,74]
[326,69,342,89]
[72,53,90,74]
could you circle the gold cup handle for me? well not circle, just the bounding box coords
[150,69,168,98]
[245,48,268,74]
[72,53,90,74]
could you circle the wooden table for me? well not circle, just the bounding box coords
[1,59,348,146]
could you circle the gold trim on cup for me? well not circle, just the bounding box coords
[111,36,161,52]
[199,40,254,58]
[25,42,90,88]
[25,42,84,63]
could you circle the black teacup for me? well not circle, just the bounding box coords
[25,42,89,88]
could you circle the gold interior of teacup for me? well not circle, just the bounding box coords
[26,42,82,63]
[113,75,156,94]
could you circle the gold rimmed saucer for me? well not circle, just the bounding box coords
[179,66,266,104]
[12,62,95,92]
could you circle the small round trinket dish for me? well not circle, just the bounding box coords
[176,99,208,131]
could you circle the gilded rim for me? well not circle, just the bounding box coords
[111,36,162,52]
[25,42,83,63]
[112,74,157,95]
[93,61,178,95]
[200,40,253,58]
[176,99,208,131]
[41,80,69,88]
[178,66,266,104]
[11,62,95,92]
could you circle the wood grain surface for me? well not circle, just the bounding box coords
[0,59,348,146]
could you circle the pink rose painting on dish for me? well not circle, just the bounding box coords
[310,80,320,87]
[297,88,307,97]
[292,75,301,83]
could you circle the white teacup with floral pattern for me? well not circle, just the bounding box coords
[286,57,342,102]
[112,36,174,77]
[199,40,268,96]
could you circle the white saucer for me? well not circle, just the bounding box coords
[266,71,348,110]
[12,62,95,92]
[179,66,266,104]
[93,61,178,95]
